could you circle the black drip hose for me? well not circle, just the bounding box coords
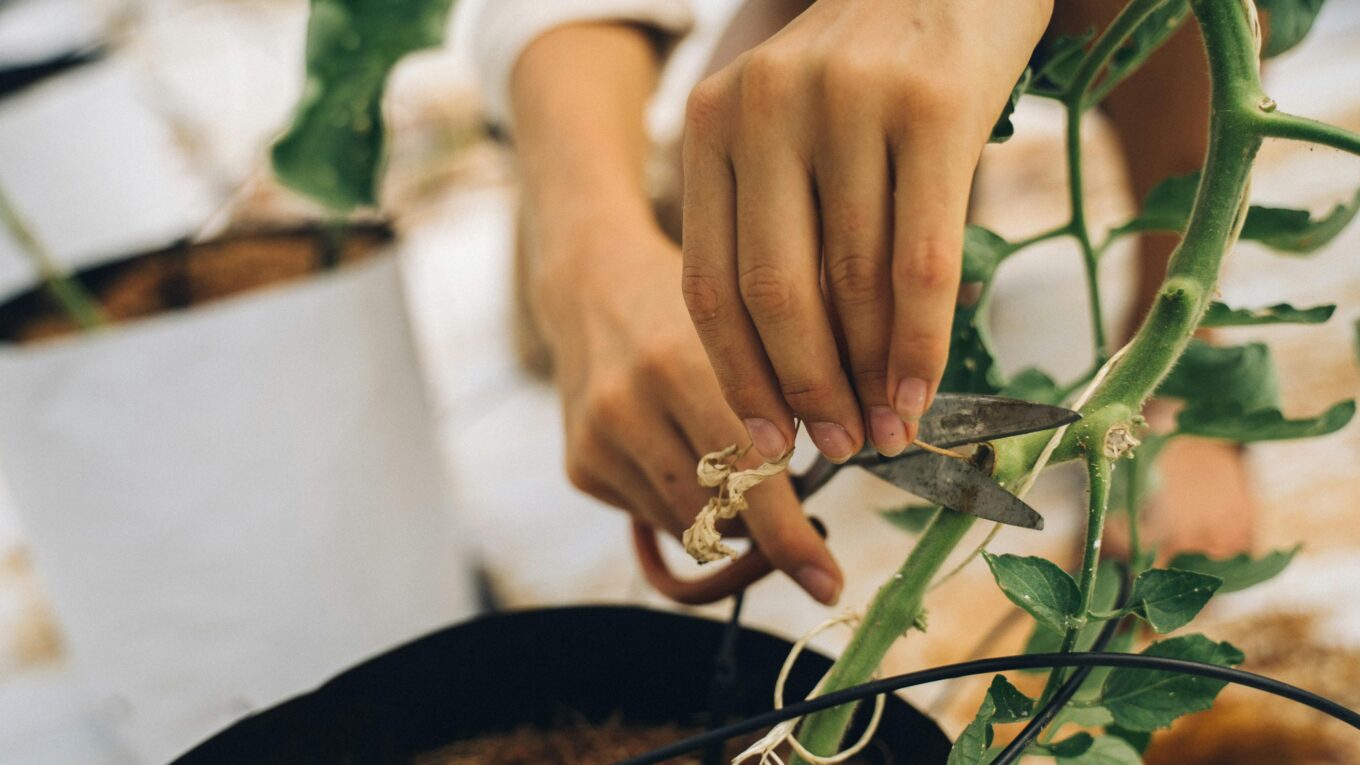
[616,652,1360,765]
[701,591,747,765]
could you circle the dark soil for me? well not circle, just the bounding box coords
[0,224,391,344]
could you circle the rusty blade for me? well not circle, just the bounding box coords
[865,451,1045,530]
[917,393,1080,449]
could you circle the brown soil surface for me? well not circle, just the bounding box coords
[414,715,872,765]
[0,224,391,344]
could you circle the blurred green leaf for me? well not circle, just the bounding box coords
[880,503,940,534]
[1157,340,1354,442]
[1099,0,1190,97]
[1201,301,1335,327]
[272,0,456,210]
[962,225,1011,283]
[1027,30,1094,97]
[1001,367,1064,405]
[1239,187,1360,253]
[1109,173,1201,238]
[990,68,1031,144]
[941,304,1003,395]
[1256,0,1327,58]
[1046,733,1095,759]
[1167,546,1300,593]
[1122,568,1221,633]
[1106,725,1152,753]
[1101,634,1244,731]
[984,552,1082,633]
[1057,735,1144,764]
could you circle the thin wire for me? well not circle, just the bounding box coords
[616,652,1360,765]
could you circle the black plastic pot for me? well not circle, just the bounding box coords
[173,605,950,764]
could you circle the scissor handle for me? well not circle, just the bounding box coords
[630,516,827,605]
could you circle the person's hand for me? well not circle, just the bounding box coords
[531,219,844,605]
[681,0,1051,463]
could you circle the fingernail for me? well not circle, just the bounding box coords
[868,406,908,456]
[744,418,788,460]
[894,378,930,422]
[796,565,840,605]
[808,422,855,463]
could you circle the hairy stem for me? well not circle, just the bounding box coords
[1257,111,1360,157]
[1063,105,1108,361]
[0,180,105,331]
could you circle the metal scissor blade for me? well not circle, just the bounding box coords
[918,393,1080,449]
[865,451,1045,530]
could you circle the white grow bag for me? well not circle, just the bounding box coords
[0,252,478,763]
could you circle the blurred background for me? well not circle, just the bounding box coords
[0,0,1357,762]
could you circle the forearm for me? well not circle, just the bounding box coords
[511,23,663,253]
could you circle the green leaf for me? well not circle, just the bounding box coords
[983,552,1083,633]
[880,503,940,534]
[1101,634,1245,731]
[1157,340,1354,443]
[1028,30,1094,96]
[1167,546,1300,593]
[1177,399,1356,442]
[1067,705,1116,728]
[962,225,1011,283]
[1200,301,1335,327]
[989,68,1031,144]
[271,0,456,210]
[947,693,996,765]
[1123,568,1222,633]
[1023,560,1123,673]
[1239,187,1360,253]
[941,304,1004,395]
[1057,735,1144,765]
[1100,0,1190,95]
[1111,172,1360,254]
[1001,367,1064,405]
[987,675,1034,723]
[1256,0,1327,58]
[1047,732,1095,758]
[1106,725,1152,754]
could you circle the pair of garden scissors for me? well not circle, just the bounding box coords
[631,393,1080,604]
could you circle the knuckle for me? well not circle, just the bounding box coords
[685,77,727,135]
[740,49,801,111]
[778,375,839,415]
[894,331,950,367]
[821,53,881,103]
[827,251,888,307]
[738,262,798,319]
[894,237,959,291]
[583,374,632,429]
[851,363,889,396]
[681,264,726,327]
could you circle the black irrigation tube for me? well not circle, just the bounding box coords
[617,652,1360,765]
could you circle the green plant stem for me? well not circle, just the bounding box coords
[1125,450,1144,566]
[1008,222,1073,253]
[788,1,1270,759]
[1037,456,1114,708]
[0,180,105,330]
[1257,111,1360,157]
[1062,104,1109,362]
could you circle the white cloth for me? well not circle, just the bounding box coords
[458,0,698,130]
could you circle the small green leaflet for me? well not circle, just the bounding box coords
[947,693,995,765]
[987,675,1034,723]
[880,503,939,534]
[1200,301,1335,327]
[1255,0,1327,58]
[1023,560,1122,673]
[1110,172,1360,254]
[1056,735,1144,765]
[1106,725,1152,754]
[1122,568,1222,633]
[1167,546,1300,593]
[1066,705,1116,728]
[272,0,457,210]
[1101,634,1245,731]
[989,69,1031,144]
[947,677,1034,765]
[983,552,1082,634]
[1097,0,1190,99]
[941,303,1003,395]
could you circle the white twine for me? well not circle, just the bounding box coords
[732,612,884,765]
